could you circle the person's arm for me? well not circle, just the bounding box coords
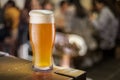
[92,9,109,30]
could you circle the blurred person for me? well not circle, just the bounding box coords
[55,0,75,32]
[18,0,41,45]
[31,0,42,9]
[18,0,31,46]
[55,1,68,32]
[68,0,99,68]
[2,0,20,55]
[54,1,75,67]
[90,0,119,58]
[18,0,41,59]
[18,0,42,46]
[3,0,20,40]
[71,0,97,51]
[18,0,32,59]
[42,1,54,11]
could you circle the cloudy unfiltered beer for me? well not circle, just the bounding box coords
[29,10,55,71]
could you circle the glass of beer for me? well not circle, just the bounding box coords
[29,10,55,71]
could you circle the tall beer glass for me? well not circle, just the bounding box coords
[29,10,55,71]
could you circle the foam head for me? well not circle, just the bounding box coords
[29,10,54,24]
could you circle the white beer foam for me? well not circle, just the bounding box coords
[29,10,54,24]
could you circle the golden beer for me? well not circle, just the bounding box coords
[29,10,55,71]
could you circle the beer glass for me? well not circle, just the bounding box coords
[29,10,55,71]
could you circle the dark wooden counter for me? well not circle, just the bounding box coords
[0,56,86,80]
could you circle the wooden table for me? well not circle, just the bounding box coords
[0,56,86,80]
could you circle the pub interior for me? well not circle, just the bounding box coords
[0,0,120,80]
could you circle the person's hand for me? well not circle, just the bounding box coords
[89,13,97,21]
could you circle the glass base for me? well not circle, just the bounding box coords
[33,65,53,72]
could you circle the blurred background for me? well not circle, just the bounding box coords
[0,0,120,80]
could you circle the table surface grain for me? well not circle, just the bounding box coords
[0,56,86,80]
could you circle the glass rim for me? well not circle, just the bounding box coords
[29,10,54,23]
[29,10,54,17]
